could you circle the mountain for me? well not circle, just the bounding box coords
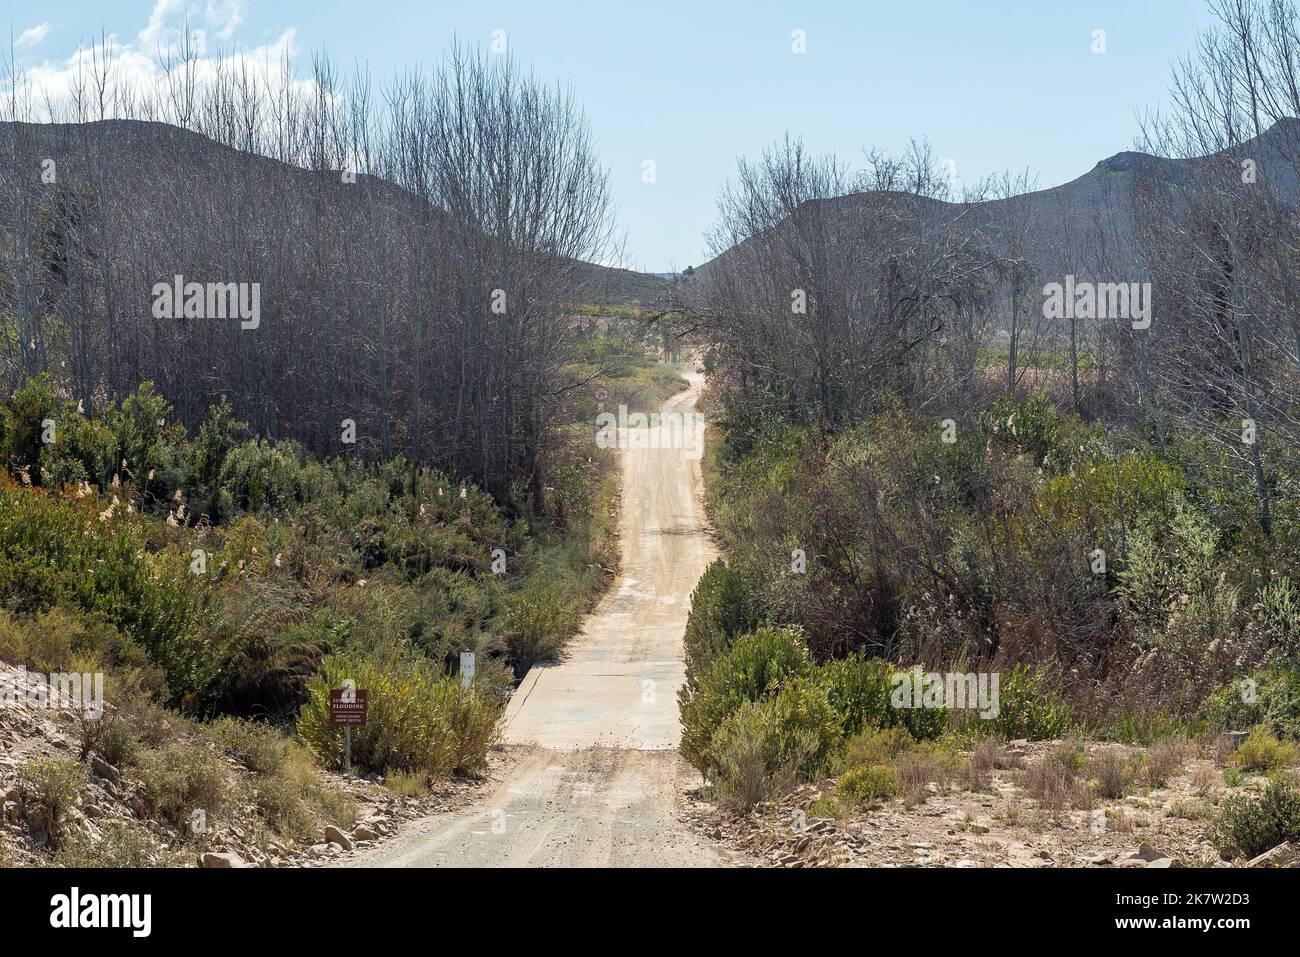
[0,118,667,309]
[694,118,1300,284]
[569,262,671,307]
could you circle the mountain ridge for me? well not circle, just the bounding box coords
[0,117,670,310]
[692,118,1300,283]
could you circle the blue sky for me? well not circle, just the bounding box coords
[8,1,1219,271]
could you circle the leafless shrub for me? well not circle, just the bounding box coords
[1070,778,1096,812]
[958,757,991,791]
[1191,763,1221,796]
[1107,808,1134,833]
[1022,741,1086,818]
[1143,739,1191,787]
[1088,748,1135,800]
[959,738,1018,790]
[895,750,954,806]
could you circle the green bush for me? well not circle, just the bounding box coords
[1232,726,1299,772]
[504,573,580,673]
[218,439,307,514]
[0,606,144,681]
[683,559,762,688]
[1254,578,1300,660]
[0,608,66,671]
[0,378,190,496]
[242,746,354,839]
[708,701,781,809]
[54,821,178,867]
[1210,778,1300,859]
[1037,451,1186,576]
[1116,505,1242,662]
[441,679,501,774]
[207,599,339,720]
[0,480,209,698]
[841,726,915,769]
[821,655,950,741]
[42,414,117,489]
[978,391,1063,467]
[837,763,898,806]
[185,395,247,520]
[1100,708,1198,745]
[977,664,1073,740]
[209,717,292,775]
[98,718,142,770]
[757,673,840,775]
[134,743,227,829]
[1,374,62,478]
[18,756,88,848]
[1204,668,1300,740]
[385,770,430,799]
[679,625,815,774]
[821,652,895,737]
[707,675,839,808]
[105,382,187,499]
[296,651,501,776]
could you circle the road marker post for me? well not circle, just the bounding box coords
[329,687,368,775]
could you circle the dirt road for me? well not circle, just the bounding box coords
[344,368,738,867]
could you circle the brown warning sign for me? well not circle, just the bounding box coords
[329,689,368,726]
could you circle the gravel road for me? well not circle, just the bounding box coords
[344,368,740,867]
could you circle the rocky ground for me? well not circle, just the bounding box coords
[679,738,1297,869]
[0,661,492,868]
[10,654,1297,871]
[187,769,494,868]
[281,750,511,868]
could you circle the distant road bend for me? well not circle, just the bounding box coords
[344,368,734,867]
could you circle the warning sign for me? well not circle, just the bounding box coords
[329,689,368,726]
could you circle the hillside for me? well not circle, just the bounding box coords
[0,119,665,310]
[0,107,663,492]
[570,260,672,307]
[692,117,1300,285]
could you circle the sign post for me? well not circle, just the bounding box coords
[460,651,476,689]
[329,688,368,775]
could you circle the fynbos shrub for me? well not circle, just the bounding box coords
[678,625,814,774]
[683,559,762,690]
[1210,779,1300,859]
[977,664,1072,740]
[296,651,501,777]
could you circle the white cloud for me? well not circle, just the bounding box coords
[206,0,245,42]
[135,0,245,51]
[16,22,51,48]
[9,4,315,128]
[21,29,301,112]
[138,0,183,51]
